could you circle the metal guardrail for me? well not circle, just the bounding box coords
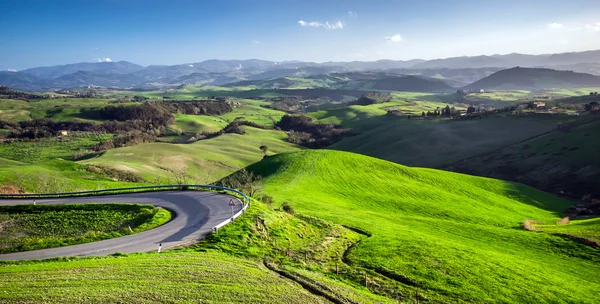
[0,184,250,234]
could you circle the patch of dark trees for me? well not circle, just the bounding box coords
[0,86,50,101]
[350,93,392,106]
[584,101,600,112]
[261,96,335,113]
[2,103,174,141]
[158,100,233,116]
[276,115,354,148]
[190,119,269,142]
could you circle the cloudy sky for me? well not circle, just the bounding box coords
[1,0,600,70]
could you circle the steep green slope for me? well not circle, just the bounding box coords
[247,150,600,303]
[447,116,600,199]
[331,115,571,167]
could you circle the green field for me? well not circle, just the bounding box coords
[0,133,113,163]
[536,217,600,241]
[0,98,125,122]
[0,252,329,303]
[243,150,599,303]
[83,126,302,184]
[0,204,170,253]
[0,159,147,193]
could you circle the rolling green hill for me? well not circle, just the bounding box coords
[331,114,572,168]
[83,126,302,184]
[245,150,600,303]
[227,72,456,93]
[464,67,600,90]
[447,115,600,199]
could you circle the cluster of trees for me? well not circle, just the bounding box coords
[2,103,174,140]
[0,86,49,101]
[276,115,353,148]
[590,92,599,95]
[453,106,518,121]
[1,119,99,139]
[188,119,269,142]
[420,105,462,118]
[159,100,233,116]
[89,103,173,125]
[263,97,304,113]
[351,92,392,106]
[92,132,157,151]
[584,101,600,112]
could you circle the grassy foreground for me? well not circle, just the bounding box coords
[0,252,327,304]
[0,204,171,253]
[245,150,600,303]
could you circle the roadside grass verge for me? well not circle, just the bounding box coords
[0,204,171,253]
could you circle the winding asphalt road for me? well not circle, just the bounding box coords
[0,191,242,260]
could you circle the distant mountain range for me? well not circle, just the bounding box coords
[1,49,600,91]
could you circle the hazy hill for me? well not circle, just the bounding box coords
[4,49,600,91]
[227,72,455,92]
[22,61,144,78]
[0,71,43,91]
[412,55,506,69]
[464,67,600,90]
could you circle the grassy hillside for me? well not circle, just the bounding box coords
[465,67,600,90]
[447,115,600,199]
[83,126,302,183]
[0,159,146,193]
[331,114,571,167]
[246,150,600,303]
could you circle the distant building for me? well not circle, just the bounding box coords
[58,130,69,136]
[533,101,546,108]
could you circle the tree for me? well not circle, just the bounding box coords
[467,105,476,114]
[421,111,425,117]
[259,145,269,156]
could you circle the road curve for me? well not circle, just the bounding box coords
[0,191,242,260]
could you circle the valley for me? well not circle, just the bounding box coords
[1,57,599,304]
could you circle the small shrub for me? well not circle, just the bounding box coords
[281,202,295,215]
[261,195,274,207]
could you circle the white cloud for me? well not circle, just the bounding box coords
[95,57,112,62]
[384,34,403,42]
[6,69,16,72]
[188,64,194,67]
[91,47,99,51]
[298,20,344,30]
[252,40,260,44]
[586,22,600,32]
[547,22,564,29]
[348,11,357,18]
[557,39,569,45]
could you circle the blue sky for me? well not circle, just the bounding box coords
[1,0,600,70]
